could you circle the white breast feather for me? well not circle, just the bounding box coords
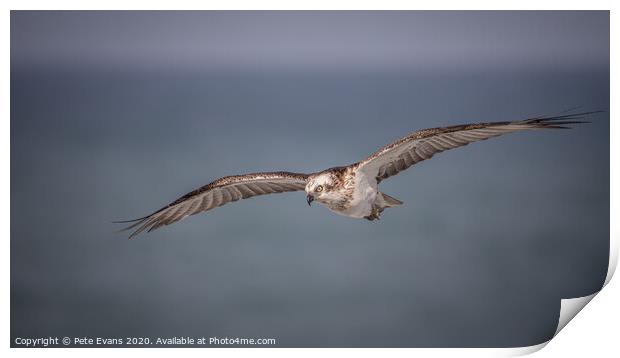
[328,169,377,218]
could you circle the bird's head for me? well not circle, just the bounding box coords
[305,172,339,206]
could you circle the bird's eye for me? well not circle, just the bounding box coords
[315,185,324,192]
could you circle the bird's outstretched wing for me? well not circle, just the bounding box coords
[356,112,599,183]
[117,171,308,239]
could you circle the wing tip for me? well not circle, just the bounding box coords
[111,215,149,224]
[114,215,153,239]
[518,110,603,130]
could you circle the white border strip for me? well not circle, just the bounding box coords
[4,1,616,356]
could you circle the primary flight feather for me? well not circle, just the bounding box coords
[117,111,599,239]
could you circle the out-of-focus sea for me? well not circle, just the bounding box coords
[11,67,609,347]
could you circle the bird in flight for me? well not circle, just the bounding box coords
[117,111,598,239]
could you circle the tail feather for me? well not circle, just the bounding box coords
[378,192,403,207]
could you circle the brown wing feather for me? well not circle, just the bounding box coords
[119,171,308,239]
[357,112,596,183]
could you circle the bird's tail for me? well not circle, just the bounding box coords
[377,192,403,207]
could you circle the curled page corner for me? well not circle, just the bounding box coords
[499,294,599,356]
[554,293,597,335]
[501,341,548,357]
[552,234,618,338]
[502,237,618,356]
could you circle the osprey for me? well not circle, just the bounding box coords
[117,111,597,239]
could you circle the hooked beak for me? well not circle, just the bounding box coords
[306,194,314,206]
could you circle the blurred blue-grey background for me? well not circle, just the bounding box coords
[11,11,609,347]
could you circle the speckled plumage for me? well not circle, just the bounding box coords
[118,111,597,238]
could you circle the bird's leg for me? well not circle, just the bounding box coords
[364,206,383,221]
